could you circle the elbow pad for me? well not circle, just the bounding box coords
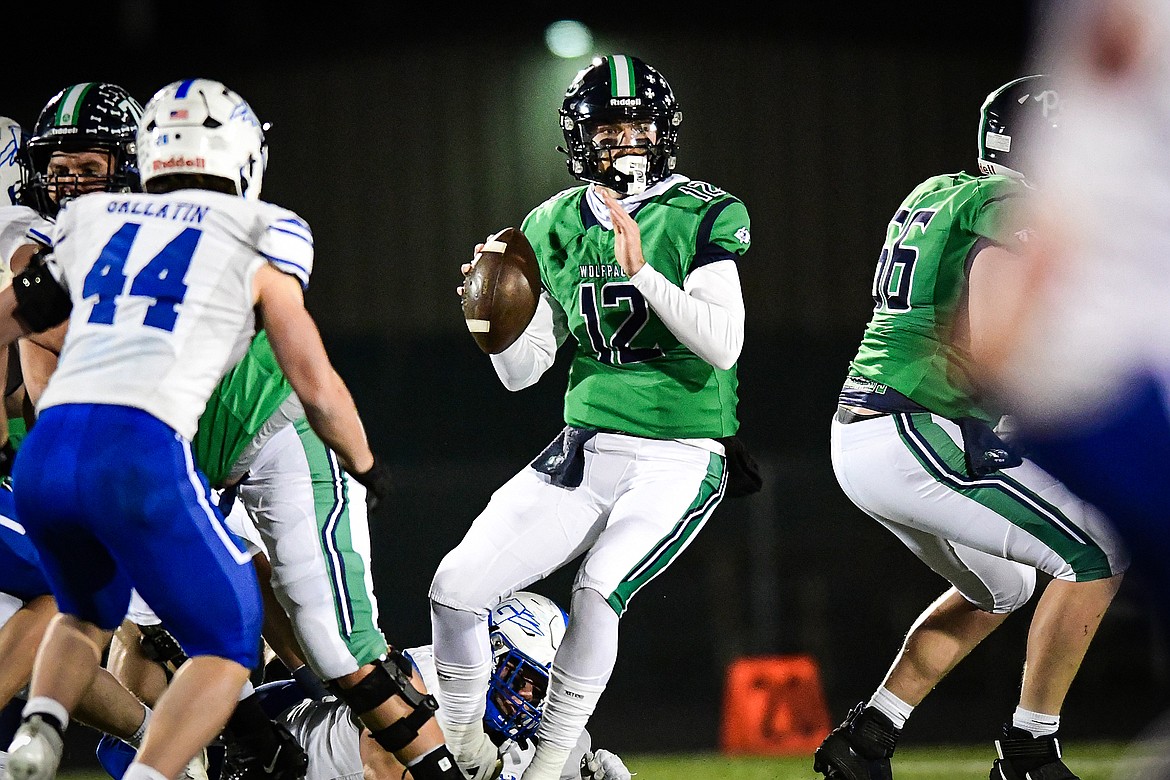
[13,256,71,333]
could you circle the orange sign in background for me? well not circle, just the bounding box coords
[720,654,831,755]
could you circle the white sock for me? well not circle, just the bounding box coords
[125,705,152,748]
[431,660,492,759]
[124,762,170,780]
[867,687,914,729]
[1012,706,1060,737]
[0,749,8,775]
[526,667,607,780]
[22,696,70,732]
[430,601,493,744]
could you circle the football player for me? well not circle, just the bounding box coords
[812,75,1128,780]
[0,479,209,780]
[0,78,392,780]
[967,2,1170,772]
[11,80,455,780]
[99,593,634,780]
[432,54,755,780]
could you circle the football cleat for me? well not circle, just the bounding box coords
[813,702,899,780]
[220,722,308,780]
[990,725,1079,779]
[6,715,64,780]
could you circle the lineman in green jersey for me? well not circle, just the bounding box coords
[430,55,752,780]
[116,330,463,780]
[813,77,1128,780]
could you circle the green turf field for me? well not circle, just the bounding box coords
[57,740,1167,780]
[624,743,1151,779]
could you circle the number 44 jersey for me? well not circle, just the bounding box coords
[848,171,1033,422]
[38,189,313,440]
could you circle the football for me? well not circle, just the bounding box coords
[461,226,541,354]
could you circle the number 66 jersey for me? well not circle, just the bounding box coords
[37,188,313,441]
[847,171,1032,422]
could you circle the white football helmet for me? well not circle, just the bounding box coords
[484,591,568,740]
[0,116,26,206]
[137,78,267,199]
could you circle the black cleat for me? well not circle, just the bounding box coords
[813,702,899,780]
[221,722,309,780]
[989,725,1079,780]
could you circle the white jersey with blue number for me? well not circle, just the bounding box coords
[37,189,313,440]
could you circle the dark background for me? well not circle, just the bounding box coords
[8,0,1167,765]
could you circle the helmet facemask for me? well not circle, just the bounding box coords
[565,115,676,196]
[484,637,551,741]
[25,143,135,217]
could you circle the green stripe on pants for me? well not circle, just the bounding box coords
[294,417,387,666]
[607,453,726,616]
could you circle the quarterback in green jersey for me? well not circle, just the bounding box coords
[429,55,752,780]
[814,77,1128,780]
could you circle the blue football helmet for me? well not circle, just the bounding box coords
[483,592,568,741]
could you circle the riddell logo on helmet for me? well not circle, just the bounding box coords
[610,97,642,106]
[152,156,206,171]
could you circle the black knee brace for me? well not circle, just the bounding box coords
[331,649,438,753]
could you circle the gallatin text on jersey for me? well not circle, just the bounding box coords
[105,199,209,223]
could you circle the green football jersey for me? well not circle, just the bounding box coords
[522,178,751,439]
[193,330,294,486]
[849,172,1032,421]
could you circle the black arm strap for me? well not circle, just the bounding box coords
[12,251,71,333]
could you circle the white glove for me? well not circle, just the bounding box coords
[580,748,633,780]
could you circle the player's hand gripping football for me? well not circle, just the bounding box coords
[600,189,646,277]
[455,241,488,298]
[580,748,634,780]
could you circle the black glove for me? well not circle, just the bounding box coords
[718,435,763,498]
[352,454,393,513]
[0,439,16,478]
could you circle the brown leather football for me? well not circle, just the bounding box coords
[461,226,541,354]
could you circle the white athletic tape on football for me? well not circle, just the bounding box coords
[465,319,491,332]
[482,240,508,254]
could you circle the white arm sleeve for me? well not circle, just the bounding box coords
[489,291,569,391]
[628,258,745,370]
